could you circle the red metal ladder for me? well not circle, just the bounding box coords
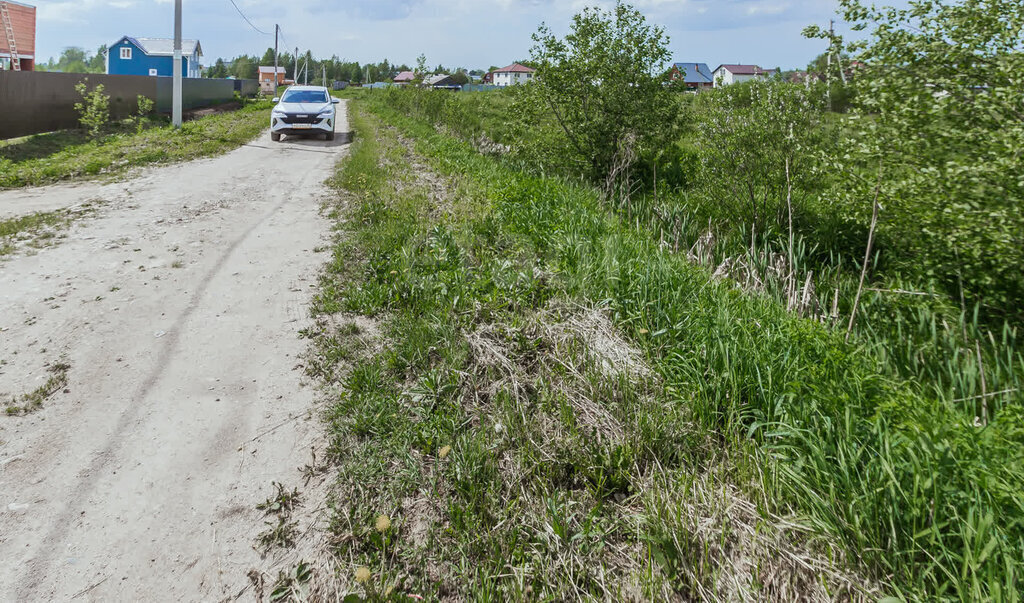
[0,1,21,71]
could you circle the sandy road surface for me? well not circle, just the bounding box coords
[0,104,349,601]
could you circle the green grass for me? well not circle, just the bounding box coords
[306,95,1024,601]
[381,88,1024,424]
[0,99,272,189]
[0,203,103,258]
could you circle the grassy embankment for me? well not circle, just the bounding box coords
[382,88,1024,419]
[307,93,1023,601]
[0,99,272,189]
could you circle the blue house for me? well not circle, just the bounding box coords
[670,62,713,90]
[106,36,203,78]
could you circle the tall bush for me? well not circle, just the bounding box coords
[688,80,829,239]
[519,2,678,182]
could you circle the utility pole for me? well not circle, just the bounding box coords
[833,19,847,85]
[172,0,182,128]
[304,52,308,85]
[294,47,298,83]
[322,63,326,87]
[273,24,279,95]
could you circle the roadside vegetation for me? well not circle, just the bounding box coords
[4,361,70,416]
[0,203,104,258]
[309,102,877,601]
[0,98,272,189]
[302,0,1023,599]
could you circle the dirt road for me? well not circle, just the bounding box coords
[0,103,349,601]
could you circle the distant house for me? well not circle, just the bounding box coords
[491,63,535,87]
[107,36,202,77]
[669,62,713,91]
[0,0,35,71]
[393,70,416,85]
[712,64,773,87]
[258,65,286,93]
[425,73,461,89]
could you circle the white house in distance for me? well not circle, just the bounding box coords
[712,64,773,87]
[491,63,536,87]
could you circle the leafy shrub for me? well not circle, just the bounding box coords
[73,80,110,138]
[135,95,154,134]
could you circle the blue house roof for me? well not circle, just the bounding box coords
[673,62,713,84]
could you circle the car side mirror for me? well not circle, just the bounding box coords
[331,98,340,104]
[272,97,280,103]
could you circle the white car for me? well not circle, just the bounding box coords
[270,85,340,141]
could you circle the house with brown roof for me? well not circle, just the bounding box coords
[712,64,774,87]
[393,70,416,85]
[491,62,535,87]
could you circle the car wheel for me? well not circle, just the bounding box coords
[271,132,281,142]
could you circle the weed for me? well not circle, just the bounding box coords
[257,516,298,552]
[269,561,312,601]
[6,362,70,416]
[257,482,301,515]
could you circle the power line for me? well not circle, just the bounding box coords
[226,0,271,35]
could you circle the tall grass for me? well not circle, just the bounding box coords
[350,92,1024,600]
[376,85,1024,439]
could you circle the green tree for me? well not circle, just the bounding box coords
[232,55,257,79]
[207,58,228,79]
[260,47,275,66]
[414,54,427,84]
[518,2,677,182]
[89,45,107,72]
[811,0,1024,319]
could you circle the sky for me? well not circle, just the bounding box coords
[30,0,868,71]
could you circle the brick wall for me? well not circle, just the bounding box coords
[5,2,36,58]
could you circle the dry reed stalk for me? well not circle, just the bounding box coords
[847,167,882,341]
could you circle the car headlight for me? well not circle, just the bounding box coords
[271,109,287,117]
[318,107,333,116]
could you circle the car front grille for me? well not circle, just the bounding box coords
[281,114,323,124]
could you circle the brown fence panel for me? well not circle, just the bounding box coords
[0,71,157,139]
[155,77,234,113]
[0,72,260,140]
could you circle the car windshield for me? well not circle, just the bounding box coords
[281,89,328,103]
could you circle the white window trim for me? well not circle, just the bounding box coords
[120,47,132,60]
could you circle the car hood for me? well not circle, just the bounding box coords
[275,102,332,114]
